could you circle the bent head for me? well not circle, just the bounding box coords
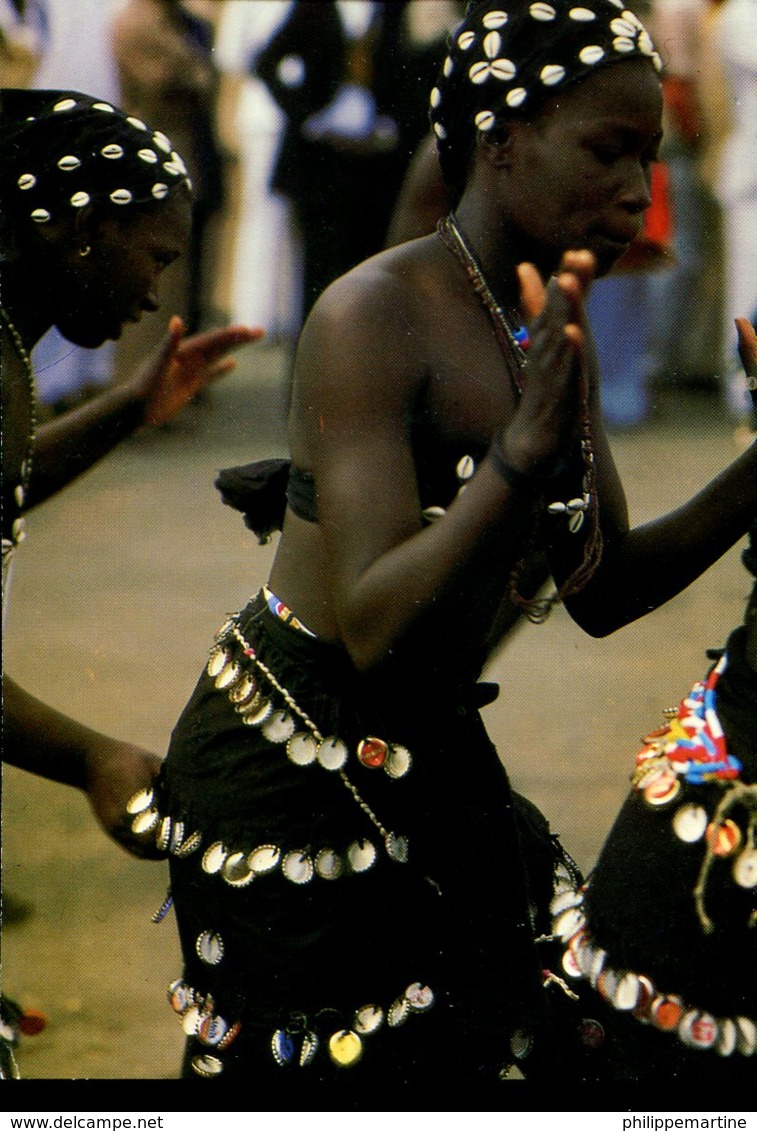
[430,1,663,274]
[0,90,193,347]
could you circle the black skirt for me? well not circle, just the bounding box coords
[155,592,607,1093]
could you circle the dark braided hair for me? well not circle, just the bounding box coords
[429,0,662,188]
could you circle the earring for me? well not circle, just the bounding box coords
[79,244,91,257]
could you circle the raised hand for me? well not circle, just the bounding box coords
[735,316,757,397]
[136,316,264,427]
[502,251,597,476]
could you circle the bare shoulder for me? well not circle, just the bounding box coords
[298,237,439,366]
[289,239,444,449]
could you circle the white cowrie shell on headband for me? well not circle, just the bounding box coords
[31,207,51,222]
[92,102,115,112]
[434,122,447,139]
[569,7,596,19]
[152,182,169,199]
[475,109,496,131]
[579,44,605,64]
[70,191,90,207]
[490,58,516,80]
[610,17,637,36]
[18,173,36,190]
[53,98,76,112]
[138,148,158,163]
[483,10,508,28]
[101,144,124,159]
[530,3,556,20]
[443,55,454,76]
[110,188,133,204]
[127,116,148,131]
[430,87,442,108]
[541,64,566,85]
[506,87,527,107]
[613,36,636,53]
[57,154,81,171]
[458,30,475,50]
[153,131,172,153]
[483,31,501,58]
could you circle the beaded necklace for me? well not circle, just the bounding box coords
[437,213,528,392]
[435,213,603,623]
[1,305,38,550]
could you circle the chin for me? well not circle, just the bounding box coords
[58,319,117,349]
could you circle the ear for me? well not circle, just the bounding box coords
[477,126,513,169]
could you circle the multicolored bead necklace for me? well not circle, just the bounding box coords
[437,212,529,389]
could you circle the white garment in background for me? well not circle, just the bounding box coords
[215,0,302,339]
[30,0,126,402]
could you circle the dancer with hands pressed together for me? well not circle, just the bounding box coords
[154,2,756,1091]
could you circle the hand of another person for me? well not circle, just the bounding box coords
[136,316,264,427]
[735,317,757,392]
[502,251,596,476]
[84,743,164,859]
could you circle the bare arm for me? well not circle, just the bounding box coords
[562,317,757,635]
[295,266,583,672]
[3,675,162,858]
[28,319,261,510]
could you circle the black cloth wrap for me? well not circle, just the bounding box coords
[158,594,612,1087]
[582,619,757,1082]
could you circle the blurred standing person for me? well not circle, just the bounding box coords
[710,0,757,422]
[644,0,724,391]
[29,0,124,414]
[255,0,407,323]
[0,0,48,86]
[214,0,302,342]
[111,0,224,370]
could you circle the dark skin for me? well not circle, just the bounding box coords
[2,186,262,855]
[268,60,756,676]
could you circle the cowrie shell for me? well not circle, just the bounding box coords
[506,87,527,107]
[483,30,501,58]
[483,10,508,28]
[457,30,475,50]
[580,45,605,65]
[57,154,81,171]
[472,108,495,129]
[530,3,556,20]
[110,188,133,205]
[18,173,36,190]
[541,64,566,85]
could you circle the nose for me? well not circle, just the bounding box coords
[620,162,653,216]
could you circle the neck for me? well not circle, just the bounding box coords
[454,190,556,312]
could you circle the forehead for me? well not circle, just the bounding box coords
[537,59,663,131]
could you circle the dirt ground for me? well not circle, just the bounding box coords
[2,340,752,1083]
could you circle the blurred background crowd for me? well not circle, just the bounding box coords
[2,0,755,429]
